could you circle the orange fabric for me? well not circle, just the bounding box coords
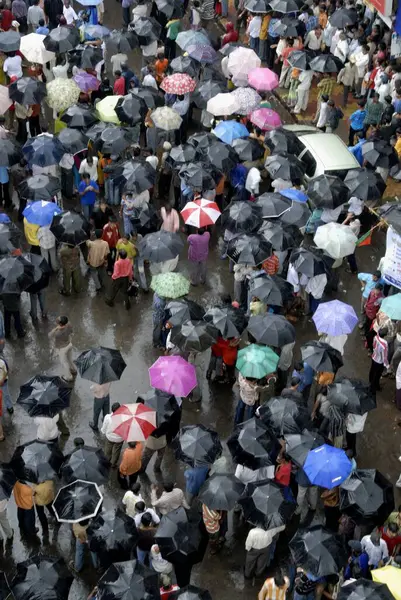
[100,157,112,180]
[155,59,169,83]
[211,337,238,366]
[215,174,226,196]
[14,481,34,509]
[119,443,143,476]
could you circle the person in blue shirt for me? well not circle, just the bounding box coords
[78,173,99,221]
[348,131,366,166]
[35,18,49,34]
[184,465,209,505]
[292,361,314,402]
[358,269,383,314]
[344,540,370,580]
[348,100,366,146]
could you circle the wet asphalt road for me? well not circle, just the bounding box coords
[0,2,400,598]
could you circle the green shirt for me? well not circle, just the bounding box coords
[364,100,384,125]
[166,19,181,40]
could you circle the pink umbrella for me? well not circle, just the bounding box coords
[161,73,197,94]
[149,356,197,397]
[111,403,157,441]
[248,67,279,92]
[250,108,282,131]
[181,198,221,228]
[73,71,100,93]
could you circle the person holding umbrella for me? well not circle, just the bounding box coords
[79,173,99,222]
[33,479,55,536]
[245,525,286,580]
[117,441,143,490]
[13,480,37,537]
[202,503,226,555]
[59,244,81,297]
[70,518,99,574]
[187,227,210,286]
[48,315,76,384]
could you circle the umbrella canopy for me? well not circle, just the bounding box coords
[179,162,221,190]
[199,474,245,511]
[0,30,21,52]
[290,246,333,278]
[250,108,282,131]
[362,139,398,169]
[223,201,263,234]
[181,199,221,228]
[371,567,401,600]
[132,16,162,44]
[330,7,357,27]
[176,30,210,50]
[161,73,197,95]
[50,210,90,246]
[93,126,133,155]
[193,80,225,109]
[301,340,343,372]
[247,314,296,346]
[288,49,316,70]
[53,479,103,523]
[23,134,65,168]
[96,95,122,124]
[279,201,310,227]
[340,469,394,525]
[284,429,325,467]
[167,143,197,166]
[171,55,197,77]
[80,46,103,69]
[11,556,73,600]
[87,508,138,556]
[231,87,262,115]
[309,54,342,73]
[171,320,219,353]
[0,255,35,294]
[73,70,100,93]
[107,29,138,53]
[0,138,22,168]
[256,193,292,218]
[249,273,294,306]
[269,0,301,11]
[11,440,64,483]
[259,221,302,251]
[149,356,197,397]
[170,586,212,600]
[131,86,164,109]
[151,106,182,131]
[236,344,279,379]
[245,0,270,11]
[265,153,304,181]
[227,233,272,266]
[312,300,358,336]
[380,294,401,320]
[111,160,156,194]
[110,403,157,442]
[19,175,61,202]
[166,299,205,326]
[290,525,347,577]
[228,47,261,87]
[206,93,240,117]
[304,444,352,488]
[203,141,238,173]
[314,222,357,259]
[204,305,248,338]
[0,222,21,254]
[328,377,376,415]
[344,167,386,201]
[139,231,183,263]
[60,104,99,129]
[259,396,311,435]
[155,0,184,18]
[187,131,216,151]
[231,137,265,161]
[0,572,10,600]
[61,446,110,485]
[151,272,190,299]
[272,16,300,37]
[9,76,46,105]
[44,26,80,52]
[213,120,249,144]
[57,128,88,154]
[0,463,16,502]
[265,127,303,154]
[75,347,126,384]
[46,78,81,112]
[138,388,181,435]
[155,507,207,565]
[97,560,159,600]
[23,252,51,294]
[115,94,146,126]
[248,67,279,91]
[172,424,222,467]
[239,479,296,528]
[187,43,217,64]
[17,375,71,418]
[227,417,278,469]
[338,579,395,600]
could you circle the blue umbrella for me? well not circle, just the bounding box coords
[213,121,249,145]
[176,30,210,50]
[76,0,103,5]
[0,214,10,223]
[304,444,352,489]
[23,201,62,226]
[280,189,308,203]
[83,24,110,39]
[186,44,217,64]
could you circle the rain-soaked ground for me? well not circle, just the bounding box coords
[0,2,400,598]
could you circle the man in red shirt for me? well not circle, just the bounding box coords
[0,4,13,30]
[102,216,120,274]
[113,70,125,96]
[221,22,238,46]
[380,523,401,556]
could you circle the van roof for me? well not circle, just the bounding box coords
[298,133,360,171]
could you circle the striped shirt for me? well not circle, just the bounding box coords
[262,254,279,275]
[259,577,289,600]
[317,77,335,99]
[202,504,221,534]
[372,335,389,368]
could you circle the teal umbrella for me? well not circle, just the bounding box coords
[151,273,190,299]
[236,344,279,379]
[380,294,401,320]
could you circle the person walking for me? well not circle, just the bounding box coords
[0,353,13,415]
[89,382,111,432]
[2,293,25,339]
[140,431,166,474]
[118,441,143,489]
[245,526,285,579]
[86,230,109,293]
[187,228,210,286]
[369,327,389,393]
[258,572,290,600]
[151,482,189,515]
[136,512,157,565]
[13,480,37,537]
[33,479,55,536]
[37,224,57,272]
[102,216,120,274]
[105,249,133,309]
[160,202,179,232]
[101,402,124,468]
[184,465,209,505]
[48,316,76,382]
[69,519,99,573]
[79,173,99,221]
[59,244,81,297]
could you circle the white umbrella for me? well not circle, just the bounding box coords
[227,47,261,87]
[0,85,12,115]
[151,106,182,131]
[20,33,55,65]
[314,222,357,259]
[206,92,240,116]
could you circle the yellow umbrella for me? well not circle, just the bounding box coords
[372,565,401,600]
[96,95,122,124]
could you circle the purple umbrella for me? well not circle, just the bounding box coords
[312,300,358,336]
[149,356,197,397]
[186,44,217,64]
[73,71,100,93]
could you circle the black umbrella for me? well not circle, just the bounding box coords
[227,417,278,469]
[98,560,159,600]
[328,377,376,415]
[131,87,164,109]
[50,210,90,246]
[85,121,109,141]
[265,127,303,155]
[199,474,245,511]
[170,586,212,600]
[11,440,64,484]
[239,480,296,528]
[138,230,184,262]
[170,320,219,353]
[249,273,294,306]
[155,0,184,18]
[227,233,272,266]
[138,388,181,435]
[172,424,222,467]
[53,479,103,523]
[344,168,386,201]
[130,203,161,235]
[171,56,197,78]
[93,126,133,156]
[301,340,343,373]
[0,30,21,52]
[307,174,350,209]
[0,572,10,600]
[248,314,296,346]
[362,139,398,169]
[223,201,263,234]
[287,49,317,71]
[0,222,21,254]
[115,95,146,126]
[259,396,312,435]
[17,375,71,418]
[166,299,205,326]
[265,153,305,181]
[132,17,162,45]
[187,132,216,152]
[80,46,103,69]
[289,525,347,577]
[231,137,265,162]
[278,200,311,228]
[11,556,73,600]
[203,142,238,174]
[0,138,22,168]
[256,193,292,218]
[340,469,395,526]
[284,429,325,467]
[0,464,16,501]
[259,221,302,251]
[167,143,197,166]
[0,255,35,294]
[272,16,300,37]
[57,128,88,154]
[60,104,98,129]
[19,174,60,201]
[61,446,110,485]
[245,0,270,11]
[23,134,66,168]
[74,347,126,383]
[44,26,80,53]
[9,77,46,105]
[107,29,138,53]
[330,7,357,28]
[87,509,138,559]
[290,246,333,277]
[309,54,343,73]
[110,160,156,194]
[269,0,301,12]
[193,80,226,109]
[337,579,395,600]
[377,202,401,235]
[204,305,248,338]
[179,162,222,190]
[155,507,208,565]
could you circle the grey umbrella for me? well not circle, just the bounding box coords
[0,30,21,52]
[138,230,184,262]
[199,474,245,510]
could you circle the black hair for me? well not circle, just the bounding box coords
[164,481,174,493]
[74,437,85,447]
[95,229,102,239]
[141,512,153,527]
[58,316,68,326]
[111,402,121,412]
[119,249,127,259]
[135,501,146,512]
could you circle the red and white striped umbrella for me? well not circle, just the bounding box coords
[110,403,157,441]
[181,198,221,228]
[160,73,196,95]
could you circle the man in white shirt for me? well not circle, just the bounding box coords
[146,151,158,170]
[63,0,78,25]
[294,70,315,114]
[133,501,160,527]
[27,0,44,30]
[3,54,22,79]
[316,94,330,129]
[304,26,323,51]
[361,531,389,567]
[79,155,98,182]
[244,525,285,578]
[34,415,59,442]
[110,53,128,75]
[151,481,189,514]
[101,402,124,467]
[246,15,262,54]
[122,483,143,518]
[142,67,158,90]
[352,45,369,96]
[334,32,349,64]
[346,412,367,455]
[89,382,111,432]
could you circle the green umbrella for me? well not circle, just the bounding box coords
[236,344,279,379]
[380,294,401,320]
[151,273,190,299]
